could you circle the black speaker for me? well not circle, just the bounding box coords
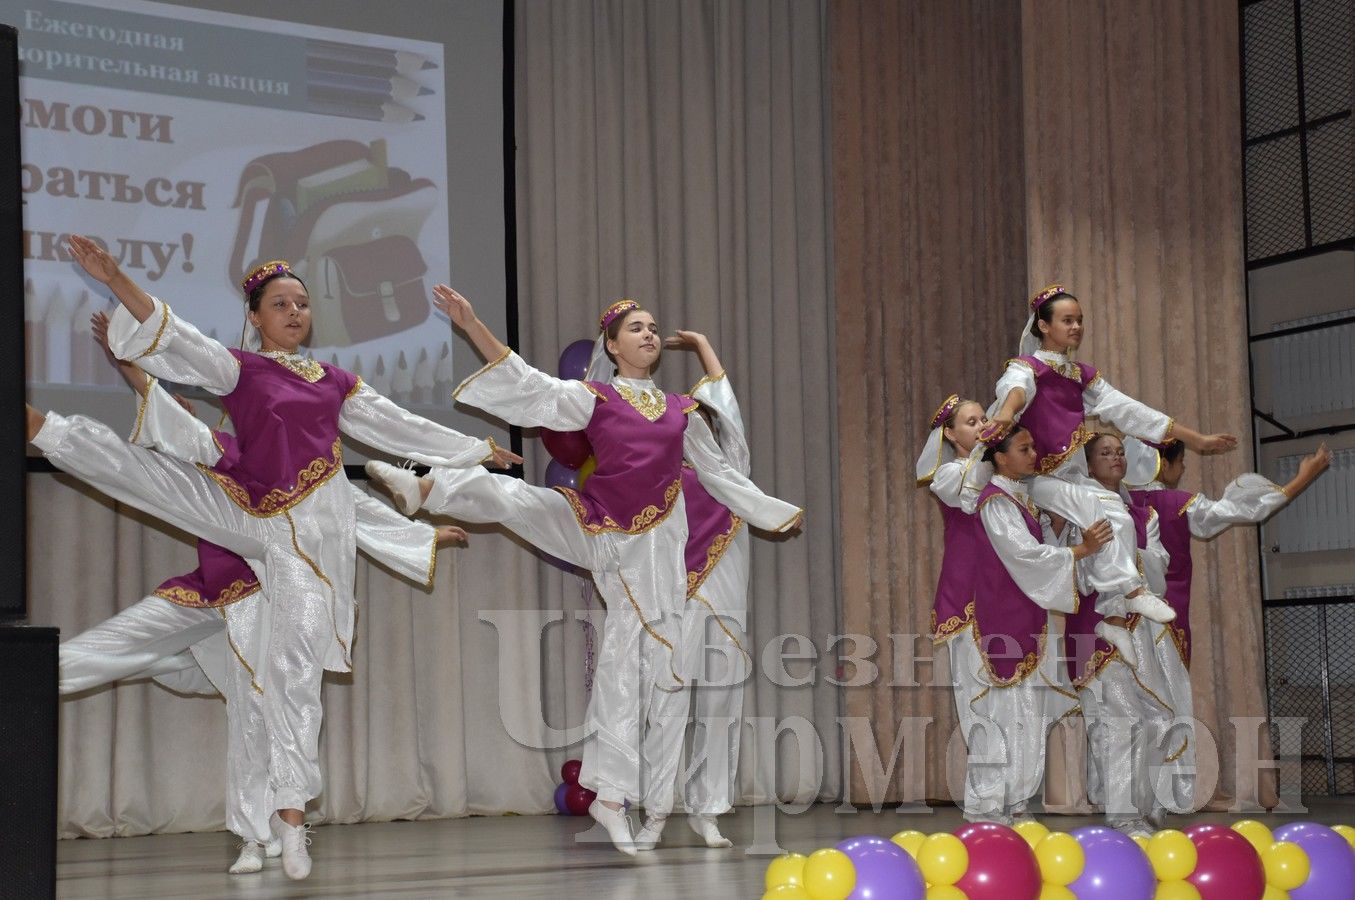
[0,625,57,898]
[1,23,26,623]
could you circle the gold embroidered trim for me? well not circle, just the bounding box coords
[615,383,667,421]
[156,579,261,609]
[1127,661,1176,717]
[1037,422,1094,475]
[128,376,157,444]
[1084,373,1103,389]
[452,347,512,401]
[479,435,502,466]
[682,397,700,415]
[976,489,1040,520]
[970,619,1047,688]
[1054,705,1085,723]
[425,533,439,588]
[686,516,744,596]
[198,437,343,518]
[773,509,806,533]
[691,591,750,663]
[555,478,682,535]
[583,382,608,402]
[1168,624,1190,669]
[1074,613,1143,688]
[1005,357,1036,375]
[346,376,364,399]
[1177,493,1201,518]
[284,510,348,657]
[220,607,262,694]
[258,350,325,383]
[618,571,683,686]
[212,431,227,457]
[689,371,726,395]
[1165,737,1190,763]
[932,599,976,644]
[1039,667,1081,702]
[970,685,991,706]
[135,301,171,360]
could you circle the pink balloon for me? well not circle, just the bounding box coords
[1184,824,1265,899]
[541,428,593,470]
[953,822,1041,900]
[564,783,596,817]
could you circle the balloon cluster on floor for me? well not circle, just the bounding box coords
[762,820,1355,900]
[552,759,597,817]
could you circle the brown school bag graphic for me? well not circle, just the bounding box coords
[229,138,436,347]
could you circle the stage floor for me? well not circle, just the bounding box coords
[57,799,1355,899]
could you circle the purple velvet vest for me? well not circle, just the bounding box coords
[1065,497,1152,685]
[1131,487,1195,668]
[682,465,742,596]
[972,483,1050,684]
[200,351,358,515]
[1014,356,1098,475]
[932,499,980,642]
[553,382,695,534]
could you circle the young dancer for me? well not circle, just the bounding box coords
[28,239,517,878]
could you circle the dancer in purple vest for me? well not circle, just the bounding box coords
[960,425,1108,824]
[979,284,1239,668]
[1121,435,1330,816]
[27,237,518,879]
[365,288,802,855]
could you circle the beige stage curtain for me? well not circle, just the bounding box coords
[515,0,840,803]
[833,0,1276,811]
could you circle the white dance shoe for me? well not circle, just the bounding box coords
[588,800,638,857]
[364,459,423,516]
[228,841,267,874]
[633,815,667,851]
[1095,620,1139,669]
[270,813,313,880]
[1125,591,1176,623]
[1111,817,1154,839]
[687,814,733,848]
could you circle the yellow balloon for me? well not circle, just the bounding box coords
[802,848,856,900]
[763,886,813,900]
[1132,834,1150,852]
[765,853,808,890]
[1035,832,1085,887]
[1015,819,1052,848]
[1332,824,1355,851]
[577,455,597,489]
[891,830,927,858]
[926,887,967,900]
[1155,882,1202,900]
[1232,819,1276,857]
[1039,885,1077,900]
[917,833,969,887]
[1261,887,1291,900]
[1147,829,1199,882]
[1262,841,1311,891]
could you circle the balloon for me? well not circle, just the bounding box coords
[1262,841,1310,891]
[917,833,968,887]
[926,888,967,900]
[1133,834,1150,852]
[1273,822,1355,900]
[953,822,1041,900]
[803,848,855,900]
[541,429,593,469]
[1155,882,1203,900]
[766,853,809,890]
[1038,887,1076,900]
[1035,832,1085,886]
[560,759,582,786]
[1015,819,1051,848]
[1232,820,1276,857]
[553,782,571,814]
[563,783,596,817]
[891,830,927,858]
[834,835,924,899]
[1068,826,1156,900]
[1261,887,1290,900]
[577,455,597,489]
[1184,824,1265,899]
[543,459,578,490]
[558,339,595,380]
[1147,830,1199,882]
[763,886,813,900]
[1332,825,1355,851]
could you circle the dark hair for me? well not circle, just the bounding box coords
[1029,291,1080,339]
[603,307,648,365]
[981,424,1029,463]
[247,272,308,312]
[1083,432,1122,460]
[1161,440,1186,465]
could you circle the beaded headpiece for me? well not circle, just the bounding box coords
[599,299,641,332]
[1029,283,1073,312]
[241,260,294,297]
[929,394,961,430]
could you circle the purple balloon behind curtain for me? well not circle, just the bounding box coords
[558,339,594,381]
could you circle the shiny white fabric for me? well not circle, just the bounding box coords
[980,476,1079,614]
[994,350,1173,444]
[1185,475,1289,539]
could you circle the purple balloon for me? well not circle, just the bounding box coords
[1273,822,1355,900]
[1068,826,1154,899]
[833,835,924,900]
[543,459,579,491]
[558,339,594,381]
[554,782,571,814]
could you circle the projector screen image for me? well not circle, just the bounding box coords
[11,0,510,446]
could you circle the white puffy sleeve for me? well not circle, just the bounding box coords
[1185,474,1289,539]
[1140,509,1170,595]
[691,373,751,477]
[351,488,440,586]
[979,495,1079,614]
[452,350,597,430]
[931,459,982,515]
[1082,375,1172,443]
[993,359,1037,416]
[105,298,241,395]
[128,379,223,466]
[340,383,494,468]
[684,414,802,532]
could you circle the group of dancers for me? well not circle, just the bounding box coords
[30,237,799,878]
[919,284,1331,837]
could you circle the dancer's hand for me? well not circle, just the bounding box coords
[1298,443,1332,481]
[433,284,476,329]
[979,417,1013,444]
[664,330,708,351]
[435,525,468,546]
[485,439,523,469]
[1193,432,1238,454]
[92,310,152,395]
[68,235,121,284]
[171,393,197,416]
[1074,518,1113,559]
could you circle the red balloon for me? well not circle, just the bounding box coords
[561,759,582,786]
[541,428,593,469]
[953,821,1041,900]
[564,783,596,817]
[1184,824,1265,899]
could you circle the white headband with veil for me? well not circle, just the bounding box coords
[1019,283,1076,358]
[583,299,643,383]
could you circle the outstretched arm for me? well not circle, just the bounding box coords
[435,284,508,363]
[69,234,155,323]
[1187,444,1331,539]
